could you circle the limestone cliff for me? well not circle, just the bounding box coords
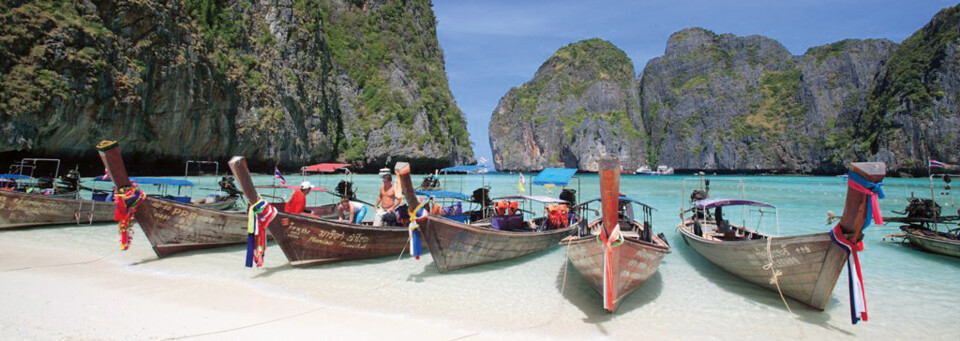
[0,0,473,172]
[488,39,645,172]
[640,28,895,172]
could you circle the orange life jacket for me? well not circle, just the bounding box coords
[546,204,570,228]
[495,201,519,216]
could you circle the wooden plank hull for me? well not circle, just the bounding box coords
[267,214,409,267]
[678,221,847,310]
[562,228,669,311]
[421,216,575,272]
[133,198,249,257]
[902,226,960,258]
[0,191,114,229]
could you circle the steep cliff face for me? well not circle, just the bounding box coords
[490,28,902,173]
[840,6,960,171]
[0,0,473,172]
[488,39,645,172]
[640,28,895,172]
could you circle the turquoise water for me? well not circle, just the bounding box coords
[5,173,959,339]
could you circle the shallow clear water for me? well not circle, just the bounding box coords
[5,173,960,339]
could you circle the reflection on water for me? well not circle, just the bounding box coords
[0,174,957,339]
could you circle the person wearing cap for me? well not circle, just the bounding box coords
[286,181,312,215]
[374,169,401,226]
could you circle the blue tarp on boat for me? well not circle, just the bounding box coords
[96,176,194,187]
[0,174,30,179]
[532,168,577,186]
[440,165,488,173]
[414,190,471,200]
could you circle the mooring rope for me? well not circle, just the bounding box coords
[0,249,118,273]
[763,236,793,314]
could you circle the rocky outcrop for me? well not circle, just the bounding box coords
[489,39,646,172]
[0,0,472,173]
[839,6,960,172]
[640,28,895,172]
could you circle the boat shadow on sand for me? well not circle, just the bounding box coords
[404,249,555,283]
[674,235,854,336]
[554,260,664,329]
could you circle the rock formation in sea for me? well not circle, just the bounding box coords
[0,0,473,173]
[488,39,646,172]
[490,5,960,173]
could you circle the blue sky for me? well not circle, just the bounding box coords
[432,0,958,166]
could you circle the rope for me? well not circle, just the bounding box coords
[762,237,793,314]
[0,249,118,273]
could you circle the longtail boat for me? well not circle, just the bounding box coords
[96,141,248,257]
[678,162,885,317]
[882,186,960,258]
[0,162,115,229]
[560,158,670,313]
[395,162,576,272]
[900,226,960,257]
[228,156,408,267]
[92,176,239,211]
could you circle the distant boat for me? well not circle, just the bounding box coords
[636,165,674,175]
[678,162,886,311]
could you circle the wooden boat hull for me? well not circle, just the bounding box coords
[902,226,960,258]
[678,222,847,310]
[562,231,669,311]
[266,214,409,267]
[134,198,249,257]
[421,216,575,272]
[0,190,114,229]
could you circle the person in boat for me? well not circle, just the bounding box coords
[286,181,313,215]
[218,176,242,197]
[336,195,367,224]
[374,169,401,226]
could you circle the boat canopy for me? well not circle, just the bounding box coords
[414,190,471,200]
[302,163,350,173]
[96,176,194,187]
[694,198,776,209]
[493,195,568,204]
[440,165,488,174]
[0,174,31,179]
[580,196,656,210]
[532,168,577,186]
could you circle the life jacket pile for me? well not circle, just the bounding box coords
[494,201,519,216]
[545,204,570,229]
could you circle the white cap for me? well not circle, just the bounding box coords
[300,181,312,190]
[379,168,391,177]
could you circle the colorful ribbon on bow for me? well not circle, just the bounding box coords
[598,223,624,311]
[830,170,884,324]
[246,199,277,268]
[847,171,885,227]
[407,200,429,260]
[113,185,145,251]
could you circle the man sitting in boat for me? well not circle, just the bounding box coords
[287,181,313,215]
[218,176,242,197]
[374,169,401,226]
[336,195,366,224]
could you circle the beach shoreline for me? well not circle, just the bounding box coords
[0,237,554,341]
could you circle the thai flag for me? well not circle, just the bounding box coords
[102,168,111,181]
[930,159,946,169]
[274,167,286,184]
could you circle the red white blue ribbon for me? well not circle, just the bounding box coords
[830,170,883,324]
